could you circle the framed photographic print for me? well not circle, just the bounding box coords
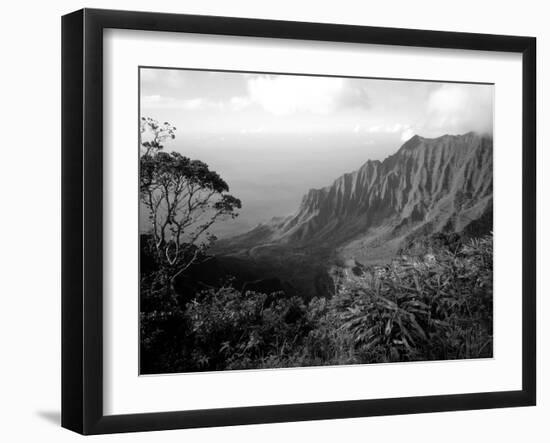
[61,8,536,435]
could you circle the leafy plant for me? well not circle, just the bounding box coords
[330,233,493,362]
[140,200,493,373]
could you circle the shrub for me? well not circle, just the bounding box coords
[185,288,311,370]
[140,234,493,373]
[330,234,493,362]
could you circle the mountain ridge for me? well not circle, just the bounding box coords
[217,132,493,264]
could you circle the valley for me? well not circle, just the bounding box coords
[209,132,493,299]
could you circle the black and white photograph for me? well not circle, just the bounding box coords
[1,0,545,440]
[139,68,494,374]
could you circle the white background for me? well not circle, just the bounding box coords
[0,0,547,441]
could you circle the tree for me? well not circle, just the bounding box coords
[139,117,241,285]
[140,117,176,156]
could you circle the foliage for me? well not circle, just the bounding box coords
[186,288,310,370]
[139,117,243,373]
[327,234,493,363]
[139,117,241,282]
[140,117,176,157]
[140,233,493,373]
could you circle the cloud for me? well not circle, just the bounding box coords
[400,127,416,142]
[426,84,493,135]
[141,95,179,109]
[336,81,371,110]
[358,122,416,143]
[142,71,373,119]
[141,95,207,110]
[387,123,405,133]
[141,94,251,112]
[358,84,493,140]
[181,98,206,110]
[247,75,343,115]
[246,75,370,115]
[140,69,187,92]
[140,69,492,143]
[229,96,252,111]
[363,123,414,136]
[239,126,264,135]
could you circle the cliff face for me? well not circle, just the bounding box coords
[222,132,493,261]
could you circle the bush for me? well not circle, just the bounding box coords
[185,288,311,370]
[140,234,493,373]
[328,234,493,363]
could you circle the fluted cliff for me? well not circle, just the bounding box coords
[221,132,493,262]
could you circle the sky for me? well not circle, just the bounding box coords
[140,68,494,238]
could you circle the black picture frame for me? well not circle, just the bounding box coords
[62,8,536,435]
